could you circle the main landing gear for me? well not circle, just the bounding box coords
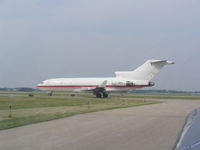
[93,87,108,98]
[95,92,108,98]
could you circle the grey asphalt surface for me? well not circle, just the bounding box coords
[0,99,200,150]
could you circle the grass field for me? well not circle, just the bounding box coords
[0,92,161,130]
[1,92,199,130]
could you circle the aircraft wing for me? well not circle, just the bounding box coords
[75,80,107,92]
[98,80,107,88]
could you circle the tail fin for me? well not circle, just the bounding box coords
[115,60,174,81]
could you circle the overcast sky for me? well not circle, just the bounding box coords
[0,0,199,91]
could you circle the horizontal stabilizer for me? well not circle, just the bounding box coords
[150,60,174,64]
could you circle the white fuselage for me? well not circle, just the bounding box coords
[37,60,174,95]
[37,77,149,93]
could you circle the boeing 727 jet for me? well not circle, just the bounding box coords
[37,59,174,98]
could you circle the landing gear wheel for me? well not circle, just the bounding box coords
[96,92,108,98]
[103,93,108,98]
[93,87,108,98]
[96,93,102,98]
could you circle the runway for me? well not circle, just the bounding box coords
[0,99,200,150]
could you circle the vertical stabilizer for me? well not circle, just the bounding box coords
[115,60,174,81]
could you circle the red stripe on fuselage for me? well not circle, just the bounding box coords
[37,85,148,88]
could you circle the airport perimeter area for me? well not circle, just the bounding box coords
[0,92,161,130]
[0,92,200,150]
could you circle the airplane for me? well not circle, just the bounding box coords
[37,59,174,98]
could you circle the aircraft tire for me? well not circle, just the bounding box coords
[96,92,108,98]
[103,93,108,98]
[96,93,102,98]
